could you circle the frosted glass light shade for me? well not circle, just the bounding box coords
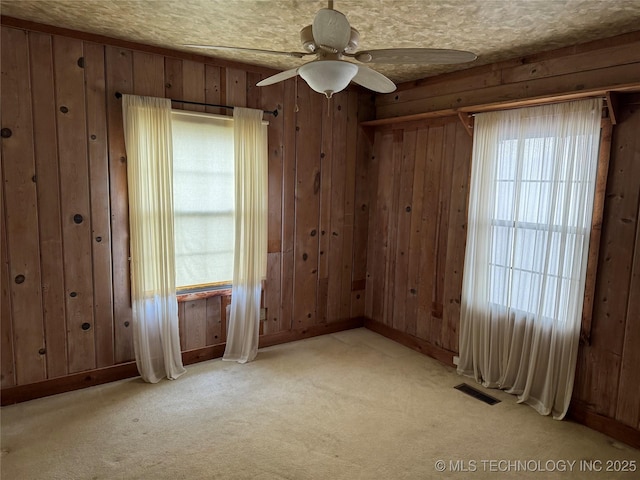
[299,60,358,98]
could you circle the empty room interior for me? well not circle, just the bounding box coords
[1,1,640,478]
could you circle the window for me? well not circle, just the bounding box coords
[458,99,604,418]
[485,109,601,324]
[171,111,234,290]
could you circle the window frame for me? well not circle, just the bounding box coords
[579,116,612,345]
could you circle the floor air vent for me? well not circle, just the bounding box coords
[454,383,501,405]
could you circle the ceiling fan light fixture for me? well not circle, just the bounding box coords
[299,60,358,98]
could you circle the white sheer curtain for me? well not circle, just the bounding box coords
[458,98,602,419]
[122,95,186,383]
[223,107,268,363]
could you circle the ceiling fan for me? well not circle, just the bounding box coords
[186,1,477,98]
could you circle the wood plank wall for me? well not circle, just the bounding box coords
[364,118,471,356]
[362,31,640,444]
[0,22,373,392]
[573,97,640,432]
[374,31,640,121]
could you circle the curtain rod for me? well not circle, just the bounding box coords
[114,92,278,117]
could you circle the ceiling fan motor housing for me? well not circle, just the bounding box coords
[300,25,360,55]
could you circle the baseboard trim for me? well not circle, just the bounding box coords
[259,317,366,348]
[568,401,640,450]
[1,317,365,406]
[364,318,457,368]
[0,362,139,406]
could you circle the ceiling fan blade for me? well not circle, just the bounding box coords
[256,68,300,87]
[312,8,351,51]
[352,65,396,94]
[354,48,477,64]
[184,45,309,59]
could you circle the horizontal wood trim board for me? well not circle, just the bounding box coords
[367,87,640,128]
[378,36,640,107]
[177,288,232,302]
[363,318,457,368]
[568,401,640,450]
[1,318,365,405]
[377,63,640,119]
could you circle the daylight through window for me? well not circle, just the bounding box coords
[171,110,234,290]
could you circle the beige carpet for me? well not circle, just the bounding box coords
[1,328,638,479]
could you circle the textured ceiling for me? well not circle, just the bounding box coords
[2,0,640,84]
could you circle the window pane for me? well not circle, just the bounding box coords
[172,111,234,288]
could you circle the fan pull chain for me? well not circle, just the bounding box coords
[294,76,300,112]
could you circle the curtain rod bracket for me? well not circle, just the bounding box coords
[114,91,278,117]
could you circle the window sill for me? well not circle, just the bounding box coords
[177,288,232,303]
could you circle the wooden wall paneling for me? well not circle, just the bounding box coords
[226,67,247,108]
[181,60,205,112]
[105,46,134,363]
[362,128,380,319]
[164,57,183,107]
[590,106,640,353]
[616,190,640,428]
[391,128,417,332]
[377,35,640,110]
[1,182,16,387]
[53,35,96,373]
[262,81,285,334]
[28,32,68,378]
[316,96,333,324]
[416,123,445,340]
[279,79,296,332]
[263,81,285,254]
[351,96,374,308]
[441,122,472,352]
[368,131,394,322]
[177,301,186,351]
[501,43,640,86]
[247,72,261,110]
[404,127,429,337]
[429,121,457,345]
[613,104,640,428]
[292,86,322,327]
[351,131,371,319]
[350,289,365,318]
[204,64,223,115]
[221,294,230,342]
[351,93,375,309]
[2,27,47,384]
[573,102,640,419]
[379,69,503,107]
[382,130,404,326]
[132,51,164,97]
[339,91,359,321]
[205,296,222,345]
[574,348,622,419]
[264,252,282,334]
[377,62,640,119]
[84,41,115,369]
[184,300,207,350]
[327,93,347,322]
